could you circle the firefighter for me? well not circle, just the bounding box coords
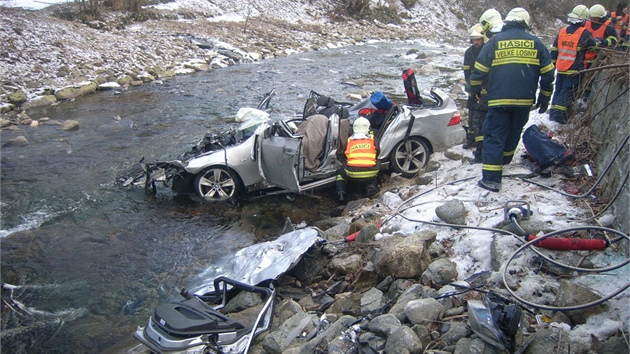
[479,8,503,39]
[335,117,380,203]
[549,5,597,124]
[610,2,629,38]
[468,8,555,192]
[463,23,486,159]
[584,4,619,67]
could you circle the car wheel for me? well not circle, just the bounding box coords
[194,167,242,201]
[389,137,430,178]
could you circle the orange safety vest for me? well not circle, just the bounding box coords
[556,27,586,72]
[611,12,629,37]
[345,137,377,167]
[584,19,612,62]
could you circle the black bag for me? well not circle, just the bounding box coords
[522,125,574,169]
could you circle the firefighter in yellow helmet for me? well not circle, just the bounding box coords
[335,116,380,203]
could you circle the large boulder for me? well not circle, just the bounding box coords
[373,231,436,278]
[54,81,97,100]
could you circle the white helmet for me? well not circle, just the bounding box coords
[590,4,607,18]
[505,7,531,29]
[353,117,370,134]
[568,5,590,24]
[468,23,484,39]
[479,9,502,33]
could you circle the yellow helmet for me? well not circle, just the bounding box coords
[590,4,607,18]
[469,23,484,39]
[353,117,370,134]
[479,9,502,33]
[568,5,590,24]
[505,7,531,29]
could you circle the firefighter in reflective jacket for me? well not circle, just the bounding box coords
[584,4,619,67]
[468,8,555,192]
[335,117,380,203]
[549,5,597,124]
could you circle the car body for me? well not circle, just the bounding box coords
[118,88,465,201]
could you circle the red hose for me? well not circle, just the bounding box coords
[526,234,607,250]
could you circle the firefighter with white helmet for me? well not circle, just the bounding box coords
[463,23,487,160]
[584,4,619,67]
[548,5,597,123]
[468,7,555,192]
[504,7,531,28]
[335,116,380,202]
[479,8,503,38]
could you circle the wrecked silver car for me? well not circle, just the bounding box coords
[117,73,465,201]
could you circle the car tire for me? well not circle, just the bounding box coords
[388,137,430,178]
[194,167,243,201]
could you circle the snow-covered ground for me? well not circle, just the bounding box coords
[382,109,629,346]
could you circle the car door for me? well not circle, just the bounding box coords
[257,125,304,193]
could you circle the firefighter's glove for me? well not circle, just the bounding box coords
[535,95,549,114]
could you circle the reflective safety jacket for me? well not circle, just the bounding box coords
[469,23,555,108]
[584,20,619,63]
[551,25,596,74]
[345,135,377,167]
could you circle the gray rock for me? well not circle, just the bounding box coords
[22,94,57,109]
[351,262,381,291]
[384,326,423,354]
[61,120,80,131]
[555,279,607,324]
[428,241,446,258]
[54,81,97,100]
[404,298,445,325]
[388,284,435,322]
[323,223,350,241]
[325,292,361,316]
[271,299,304,331]
[421,257,458,285]
[415,174,433,185]
[435,199,466,225]
[300,315,357,353]
[2,135,29,147]
[223,291,262,313]
[425,160,441,173]
[373,231,435,278]
[8,90,27,104]
[444,149,463,161]
[361,287,385,316]
[368,313,401,336]
[358,331,386,351]
[597,335,630,354]
[356,224,379,243]
[440,322,471,345]
[261,312,319,354]
[330,253,363,275]
[522,327,571,354]
[411,324,432,347]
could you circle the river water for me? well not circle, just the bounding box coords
[0,40,464,353]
